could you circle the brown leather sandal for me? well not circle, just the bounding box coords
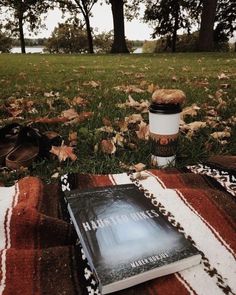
[0,123,21,166]
[5,126,62,169]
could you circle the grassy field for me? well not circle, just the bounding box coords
[0,52,235,184]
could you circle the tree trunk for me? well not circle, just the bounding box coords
[172,1,180,52]
[109,0,129,53]
[198,0,218,51]
[18,13,26,54]
[84,12,94,54]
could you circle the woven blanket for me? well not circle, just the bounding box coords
[0,157,235,295]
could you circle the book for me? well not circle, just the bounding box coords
[64,183,201,294]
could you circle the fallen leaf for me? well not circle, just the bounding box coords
[220,83,231,89]
[218,73,229,80]
[44,91,60,98]
[61,108,79,120]
[114,85,145,93]
[100,139,116,154]
[69,131,77,142]
[136,121,149,140]
[71,96,88,106]
[147,83,159,94]
[210,131,231,140]
[125,114,143,124]
[97,126,114,133]
[135,72,145,79]
[50,144,77,162]
[112,133,125,147]
[34,117,68,124]
[181,104,200,119]
[132,163,146,172]
[65,111,94,125]
[102,117,112,126]
[83,80,100,88]
[119,162,146,172]
[172,75,178,82]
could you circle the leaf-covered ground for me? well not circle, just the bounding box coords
[0,52,235,184]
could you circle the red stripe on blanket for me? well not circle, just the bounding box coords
[10,178,43,249]
[149,171,236,255]
[4,249,40,295]
[176,189,236,255]
[147,273,195,295]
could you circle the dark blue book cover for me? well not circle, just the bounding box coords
[65,184,201,294]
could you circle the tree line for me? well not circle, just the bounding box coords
[0,0,235,54]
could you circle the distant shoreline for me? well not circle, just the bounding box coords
[10,46,143,54]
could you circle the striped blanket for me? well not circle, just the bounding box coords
[0,158,235,295]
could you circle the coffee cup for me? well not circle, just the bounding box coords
[149,89,185,167]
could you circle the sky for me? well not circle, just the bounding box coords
[26,2,153,41]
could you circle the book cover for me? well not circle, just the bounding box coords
[65,183,201,294]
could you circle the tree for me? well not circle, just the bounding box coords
[0,24,12,52]
[198,0,218,51]
[144,0,200,52]
[214,0,236,45]
[109,0,129,53]
[58,0,97,54]
[44,20,88,53]
[0,0,51,53]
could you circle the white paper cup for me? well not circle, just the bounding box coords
[149,103,181,167]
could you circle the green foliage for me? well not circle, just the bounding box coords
[142,40,156,53]
[44,22,88,54]
[215,0,236,41]
[143,0,201,50]
[143,32,230,53]
[94,31,113,53]
[0,26,12,52]
[0,0,51,35]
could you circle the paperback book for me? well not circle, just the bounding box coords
[64,183,201,294]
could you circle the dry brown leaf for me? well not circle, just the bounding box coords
[181,104,200,119]
[61,108,79,120]
[220,83,231,89]
[69,131,77,142]
[113,85,145,93]
[100,139,116,154]
[83,80,100,88]
[185,121,207,131]
[125,114,143,124]
[50,144,77,162]
[147,83,159,94]
[218,73,229,80]
[135,73,145,79]
[65,111,94,125]
[216,97,227,110]
[72,96,88,106]
[98,126,114,133]
[44,91,59,98]
[119,162,146,172]
[44,131,61,140]
[34,117,69,124]
[210,131,231,140]
[195,81,209,88]
[172,75,178,82]
[136,121,149,140]
[112,133,125,147]
[115,119,128,132]
[133,163,146,172]
[102,117,112,126]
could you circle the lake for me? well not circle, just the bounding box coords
[11,46,45,54]
[11,46,143,54]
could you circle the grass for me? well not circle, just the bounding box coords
[0,52,235,184]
